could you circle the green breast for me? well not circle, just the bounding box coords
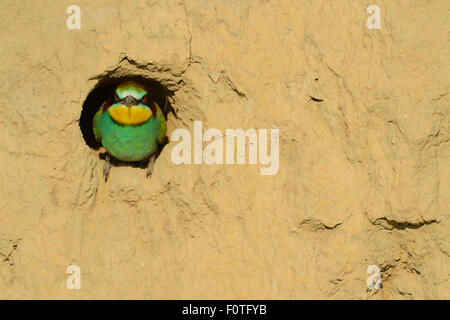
[98,112,160,162]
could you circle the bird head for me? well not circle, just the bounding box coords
[107,81,154,125]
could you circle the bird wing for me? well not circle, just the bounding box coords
[93,98,113,142]
[153,101,167,144]
[92,107,102,143]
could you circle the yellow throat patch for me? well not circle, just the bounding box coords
[108,105,151,125]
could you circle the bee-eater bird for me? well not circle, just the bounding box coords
[92,81,167,181]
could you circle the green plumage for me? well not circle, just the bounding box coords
[92,81,167,162]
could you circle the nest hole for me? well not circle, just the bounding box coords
[80,76,174,153]
[79,76,175,168]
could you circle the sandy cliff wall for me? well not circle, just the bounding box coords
[0,0,448,299]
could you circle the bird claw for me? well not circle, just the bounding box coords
[103,154,111,182]
[146,155,155,178]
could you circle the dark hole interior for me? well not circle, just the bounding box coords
[79,76,174,152]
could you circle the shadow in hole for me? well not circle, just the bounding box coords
[79,76,173,159]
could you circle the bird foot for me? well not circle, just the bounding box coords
[103,154,111,182]
[146,155,156,178]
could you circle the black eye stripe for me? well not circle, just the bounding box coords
[112,93,149,104]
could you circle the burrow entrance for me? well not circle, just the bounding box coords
[79,76,174,164]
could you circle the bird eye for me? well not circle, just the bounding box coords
[141,95,147,103]
[114,93,120,101]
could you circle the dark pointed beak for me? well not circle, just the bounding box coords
[123,95,138,107]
